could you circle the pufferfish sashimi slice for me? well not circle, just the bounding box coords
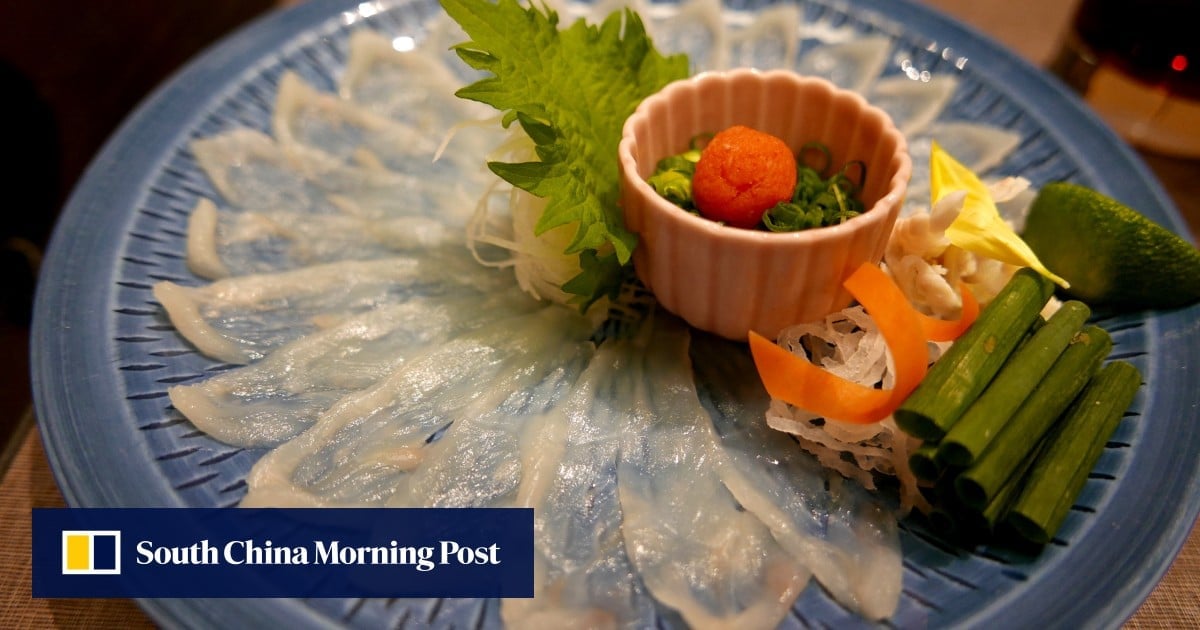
[616,314,809,630]
[691,332,903,621]
[167,287,541,448]
[154,247,512,364]
[381,311,595,509]
[238,306,590,508]
[502,315,678,630]
[190,128,456,222]
[184,197,453,278]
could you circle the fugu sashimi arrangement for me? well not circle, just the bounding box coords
[148,0,1200,626]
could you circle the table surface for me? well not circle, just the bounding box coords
[5,0,1199,627]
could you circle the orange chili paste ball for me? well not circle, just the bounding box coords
[692,125,798,229]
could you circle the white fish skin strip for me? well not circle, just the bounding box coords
[501,329,671,630]
[185,198,230,279]
[167,290,541,447]
[240,307,588,507]
[154,251,510,364]
[691,333,902,621]
[617,314,808,630]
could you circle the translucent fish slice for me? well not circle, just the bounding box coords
[190,128,441,221]
[274,72,484,185]
[501,337,666,629]
[925,121,1023,174]
[186,200,453,277]
[382,311,595,508]
[240,307,585,507]
[617,315,808,630]
[794,36,891,94]
[190,128,338,215]
[907,122,1022,207]
[168,290,541,447]
[154,249,509,364]
[273,72,502,240]
[726,4,801,70]
[339,30,492,127]
[691,332,903,620]
[645,0,726,71]
[869,74,959,137]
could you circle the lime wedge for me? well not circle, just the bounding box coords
[1022,182,1200,310]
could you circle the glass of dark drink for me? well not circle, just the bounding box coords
[1051,0,1200,158]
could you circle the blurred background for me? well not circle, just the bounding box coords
[0,1,278,466]
[1,0,1198,489]
[924,0,1200,231]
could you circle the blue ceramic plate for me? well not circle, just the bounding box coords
[32,0,1199,627]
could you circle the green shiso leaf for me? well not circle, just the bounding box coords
[440,0,689,309]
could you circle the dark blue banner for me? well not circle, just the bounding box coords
[33,508,533,598]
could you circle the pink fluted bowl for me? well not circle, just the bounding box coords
[618,69,912,341]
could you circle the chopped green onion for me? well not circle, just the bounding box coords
[798,141,832,174]
[688,134,713,151]
[834,160,867,194]
[909,441,943,483]
[648,139,866,232]
[1006,360,1142,544]
[894,268,1054,441]
[955,325,1113,511]
[647,169,694,209]
[937,300,1092,467]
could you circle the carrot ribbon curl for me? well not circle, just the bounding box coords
[749,263,977,424]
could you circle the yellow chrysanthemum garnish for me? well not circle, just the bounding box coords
[931,141,1069,289]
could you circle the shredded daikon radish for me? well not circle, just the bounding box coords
[463,126,591,310]
[765,307,939,514]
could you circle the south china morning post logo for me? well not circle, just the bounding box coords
[130,536,499,572]
[61,530,121,575]
[34,508,533,598]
